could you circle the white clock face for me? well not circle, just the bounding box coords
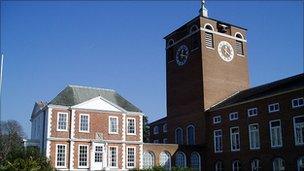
[175,45,189,66]
[217,41,234,62]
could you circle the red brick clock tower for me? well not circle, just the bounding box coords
[165,2,249,145]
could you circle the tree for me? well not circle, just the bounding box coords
[143,115,150,143]
[0,120,25,162]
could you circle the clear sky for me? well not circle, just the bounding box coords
[1,1,303,137]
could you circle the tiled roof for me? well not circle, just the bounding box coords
[49,85,142,112]
[210,73,304,110]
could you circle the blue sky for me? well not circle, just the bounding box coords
[1,1,303,137]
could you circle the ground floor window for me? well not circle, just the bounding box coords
[56,144,66,167]
[175,151,186,168]
[251,159,261,171]
[109,146,118,167]
[78,145,88,168]
[190,152,200,171]
[127,147,135,168]
[215,161,223,171]
[298,156,304,171]
[160,152,171,170]
[273,158,285,171]
[232,160,241,171]
[143,151,155,169]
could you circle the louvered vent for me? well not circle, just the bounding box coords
[205,32,214,48]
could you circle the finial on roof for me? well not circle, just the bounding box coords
[199,0,208,17]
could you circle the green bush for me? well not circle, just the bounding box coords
[130,166,191,171]
[0,147,53,171]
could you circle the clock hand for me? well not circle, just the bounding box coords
[224,49,231,56]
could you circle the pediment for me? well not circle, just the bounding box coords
[72,96,121,112]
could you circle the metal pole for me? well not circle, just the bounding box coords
[0,54,3,134]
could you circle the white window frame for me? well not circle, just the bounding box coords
[293,115,304,146]
[163,124,168,133]
[190,152,201,171]
[298,156,304,171]
[186,124,195,145]
[175,127,183,145]
[127,117,136,135]
[229,112,239,121]
[57,112,68,131]
[160,152,171,170]
[269,119,283,148]
[215,161,223,171]
[214,129,223,153]
[213,115,222,124]
[79,114,90,133]
[108,116,119,134]
[175,151,187,168]
[272,157,285,171]
[153,126,159,135]
[249,123,260,150]
[292,97,304,108]
[78,145,89,168]
[248,108,258,117]
[230,126,240,152]
[268,103,280,113]
[251,159,261,171]
[163,138,168,144]
[143,151,155,169]
[109,146,118,168]
[55,144,67,168]
[232,160,241,171]
[126,146,136,168]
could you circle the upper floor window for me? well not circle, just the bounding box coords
[232,160,241,171]
[127,118,136,135]
[109,116,118,134]
[187,125,195,145]
[213,115,222,124]
[292,97,304,108]
[56,144,66,168]
[235,33,244,55]
[230,127,240,151]
[214,129,223,153]
[167,39,174,47]
[79,114,89,132]
[175,151,186,168]
[175,127,183,145]
[204,23,214,31]
[205,32,214,48]
[163,138,168,144]
[153,140,159,143]
[229,112,239,121]
[249,123,260,150]
[272,158,285,171]
[268,103,280,113]
[190,25,199,34]
[293,115,304,146]
[215,161,224,171]
[251,159,261,171]
[248,108,258,117]
[163,124,168,133]
[57,113,68,131]
[269,120,283,148]
[153,126,159,135]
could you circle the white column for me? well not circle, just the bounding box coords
[69,109,76,170]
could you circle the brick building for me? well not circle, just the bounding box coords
[29,1,304,171]
[148,1,304,171]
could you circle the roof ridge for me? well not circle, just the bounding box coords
[245,73,303,92]
[68,84,116,92]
